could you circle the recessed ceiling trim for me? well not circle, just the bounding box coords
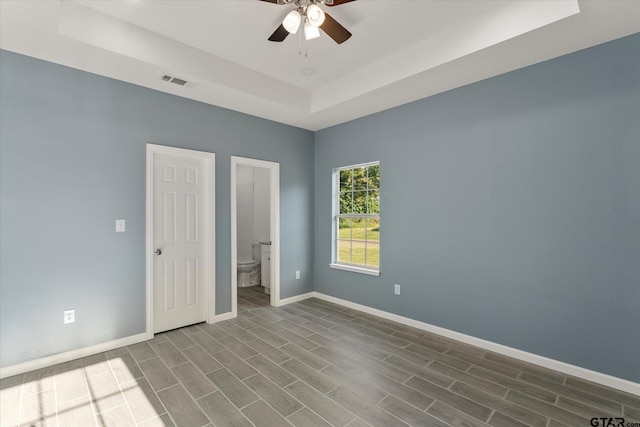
[309,0,581,113]
[57,1,311,111]
[2,1,638,131]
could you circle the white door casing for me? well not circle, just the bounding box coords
[230,156,280,316]
[146,144,215,335]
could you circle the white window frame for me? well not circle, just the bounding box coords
[330,161,380,276]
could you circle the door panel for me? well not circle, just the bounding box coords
[163,260,177,311]
[153,152,207,333]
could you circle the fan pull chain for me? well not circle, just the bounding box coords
[298,25,305,56]
[297,25,309,57]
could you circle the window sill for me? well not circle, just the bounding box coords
[329,263,380,276]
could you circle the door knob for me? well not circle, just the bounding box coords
[155,249,162,255]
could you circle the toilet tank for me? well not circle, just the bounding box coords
[252,243,261,261]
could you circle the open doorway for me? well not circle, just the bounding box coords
[230,156,280,316]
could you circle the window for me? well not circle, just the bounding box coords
[331,162,380,275]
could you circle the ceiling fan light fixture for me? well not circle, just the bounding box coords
[282,9,301,33]
[306,4,325,27]
[304,21,320,40]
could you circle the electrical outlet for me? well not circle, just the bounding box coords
[394,284,400,295]
[296,271,301,280]
[64,309,75,324]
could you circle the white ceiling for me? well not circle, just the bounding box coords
[1,0,638,131]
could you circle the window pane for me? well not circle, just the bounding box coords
[365,218,379,242]
[349,218,363,244]
[337,239,351,264]
[339,169,352,192]
[365,241,379,268]
[351,217,366,266]
[351,217,365,236]
[367,189,380,214]
[339,192,352,214]
[353,167,367,190]
[351,239,366,266]
[352,190,367,214]
[367,164,380,189]
[338,217,351,239]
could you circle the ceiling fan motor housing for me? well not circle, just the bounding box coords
[265,0,354,44]
[278,0,334,5]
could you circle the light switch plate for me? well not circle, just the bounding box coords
[115,219,125,232]
[296,271,301,280]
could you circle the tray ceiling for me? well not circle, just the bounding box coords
[1,1,638,130]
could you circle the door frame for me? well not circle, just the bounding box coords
[146,143,216,338]
[230,156,281,316]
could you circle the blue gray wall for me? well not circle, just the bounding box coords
[2,35,639,382]
[314,34,640,382]
[0,50,315,368]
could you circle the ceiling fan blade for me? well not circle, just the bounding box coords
[325,0,356,6]
[268,24,289,42]
[320,13,352,44]
[259,0,279,3]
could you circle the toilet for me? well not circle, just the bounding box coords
[237,244,261,287]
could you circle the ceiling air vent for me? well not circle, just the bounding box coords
[161,74,188,86]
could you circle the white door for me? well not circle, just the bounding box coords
[153,151,208,333]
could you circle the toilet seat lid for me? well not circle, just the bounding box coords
[238,259,257,265]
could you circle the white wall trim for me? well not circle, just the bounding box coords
[270,164,281,307]
[0,289,308,378]
[329,263,380,276]
[4,290,637,397]
[212,292,313,323]
[211,311,236,323]
[0,332,149,379]
[311,292,640,396]
[278,292,315,306]
[230,158,239,318]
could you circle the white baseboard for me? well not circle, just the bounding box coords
[1,307,243,378]
[311,292,640,396]
[0,292,316,379]
[0,332,149,379]
[277,292,315,306]
[211,292,315,323]
[211,311,236,323]
[4,292,637,396]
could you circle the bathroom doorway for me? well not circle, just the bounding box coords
[230,156,280,316]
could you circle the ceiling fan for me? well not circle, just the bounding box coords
[260,0,356,44]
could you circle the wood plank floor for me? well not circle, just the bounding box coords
[2,287,639,426]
